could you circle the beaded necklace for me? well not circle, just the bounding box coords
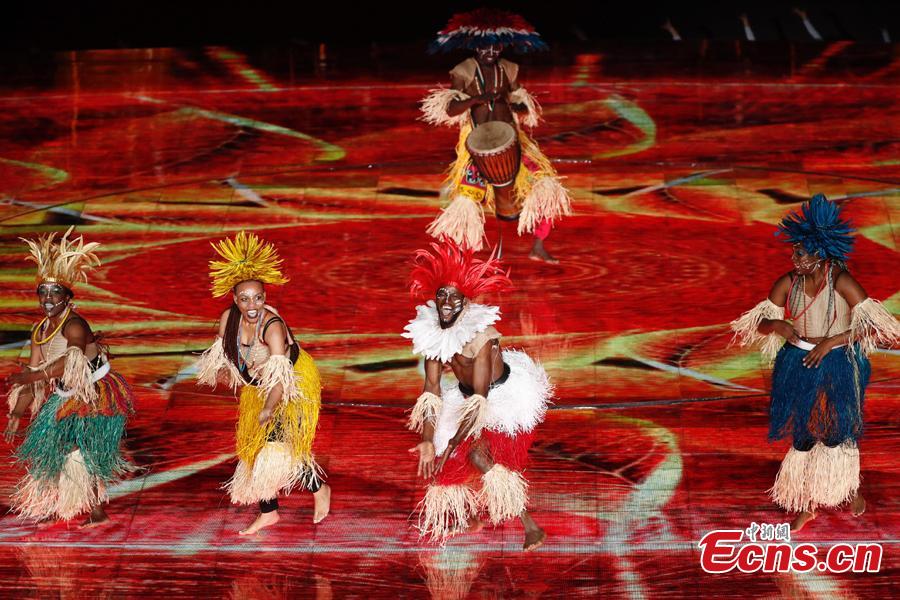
[31,306,73,346]
[474,61,503,115]
[236,315,263,372]
[787,262,838,336]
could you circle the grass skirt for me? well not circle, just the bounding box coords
[427,124,571,249]
[770,343,870,448]
[416,350,550,543]
[225,349,322,505]
[12,371,133,521]
[770,442,860,512]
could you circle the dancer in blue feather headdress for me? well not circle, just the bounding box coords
[777,193,855,265]
[731,194,900,532]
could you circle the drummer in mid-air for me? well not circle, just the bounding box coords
[420,8,572,264]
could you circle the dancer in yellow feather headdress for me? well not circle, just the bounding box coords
[5,227,133,527]
[196,231,330,535]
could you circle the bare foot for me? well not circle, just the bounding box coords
[851,493,866,517]
[790,511,816,532]
[465,518,484,534]
[529,240,560,264]
[239,510,279,535]
[78,513,110,529]
[523,527,546,552]
[79,508,110,529]
[35,519,59,530]
[313,483,331,524]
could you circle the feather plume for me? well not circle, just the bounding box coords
[409,240,512,300]
[429,9,548,54]
[776,194,855,261]
[20,226,101,289]
[209,231,288,297]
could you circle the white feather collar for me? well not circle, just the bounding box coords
[402,301,501,363]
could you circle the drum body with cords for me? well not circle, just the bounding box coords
[466,121,520,187]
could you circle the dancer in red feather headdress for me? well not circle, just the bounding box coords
[402,240,551,550]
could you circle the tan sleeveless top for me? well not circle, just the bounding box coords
[34,315,105,367]
[460,326,502,359]
[793,290,851,338]
[34,330,69,368]
[241,343,271,377]
[237,312,293,377]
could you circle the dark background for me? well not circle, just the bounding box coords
[4,0,900,51]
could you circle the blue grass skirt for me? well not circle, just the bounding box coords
[770,343,870,448]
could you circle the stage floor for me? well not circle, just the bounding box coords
[0,43,898,598]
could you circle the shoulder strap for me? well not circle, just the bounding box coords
[462,326,502,358]
[260,314,298,348]
[261,315,284,338]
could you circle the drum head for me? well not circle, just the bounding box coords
[467,121,516,153]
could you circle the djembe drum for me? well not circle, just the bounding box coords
[466,121,521,187]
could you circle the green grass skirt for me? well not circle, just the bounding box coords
[16,393,130,485]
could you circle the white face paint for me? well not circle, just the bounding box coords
[476,44,502,64]
[37,283,69,317]
[791,244,823,274]
[234,281,266,323]
[436,286,466,328]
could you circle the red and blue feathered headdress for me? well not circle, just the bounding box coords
[429,9,548,54]
[776,194,855,262]
[409,240,513,299]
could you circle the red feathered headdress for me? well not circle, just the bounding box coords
[409,240,512,299]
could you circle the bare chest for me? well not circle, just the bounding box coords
[448,354,475,385]
[471,103,514,125]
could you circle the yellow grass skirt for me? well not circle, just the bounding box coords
[225,349,322,505]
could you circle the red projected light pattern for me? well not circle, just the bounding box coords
[0,43,898,597]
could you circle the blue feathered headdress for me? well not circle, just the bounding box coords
[429,9,548,54]
[776,194,855,261]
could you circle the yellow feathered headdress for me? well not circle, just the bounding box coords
[209,231,288,297]
[21,226,101,289]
